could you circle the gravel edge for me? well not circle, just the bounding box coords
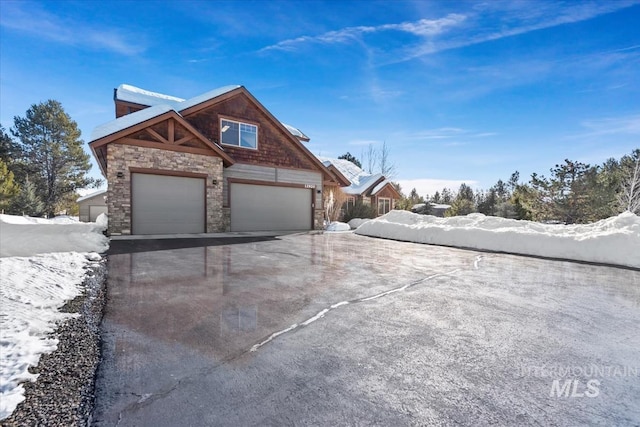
[1,258,107,427]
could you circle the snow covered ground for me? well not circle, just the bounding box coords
[0,214,109,419]
[355,211,640,268]
[325,221,351,232]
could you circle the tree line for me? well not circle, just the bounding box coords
[395,150,640,224]
[1,100,101,217]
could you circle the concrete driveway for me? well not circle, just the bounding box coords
[93,233,640,426]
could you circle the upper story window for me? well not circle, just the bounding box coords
[221,118,257,149]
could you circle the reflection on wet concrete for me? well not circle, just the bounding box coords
[94,233,640,426]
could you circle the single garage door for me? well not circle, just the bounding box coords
[132,173,205,234]
[230,183,312,231]
[89,205,108,222]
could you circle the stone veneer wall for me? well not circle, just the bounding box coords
[106,144,225,235]
[314,209,324,230]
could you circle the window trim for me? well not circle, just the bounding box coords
[220,118,258,150]
[378,197,391,216]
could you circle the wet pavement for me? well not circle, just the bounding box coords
[93,233,640,426]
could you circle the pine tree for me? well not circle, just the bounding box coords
[0,159,19,212]
[9,177,43,216]
[12,100,101,217]
[337,152,362,169]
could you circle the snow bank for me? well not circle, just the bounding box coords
[0,215,108,257]
[0,253,96,419]
[348,218,371,229]
[355,211,640,268]
[0,213,109,419]
[326,221,351,232]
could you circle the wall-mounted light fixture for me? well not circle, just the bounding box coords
[116,171,124,179]
[316,189,322,194]
[212,179,218,186]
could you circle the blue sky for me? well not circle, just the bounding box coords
[1,0,639,197]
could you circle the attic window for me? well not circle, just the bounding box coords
[220,119,257,149]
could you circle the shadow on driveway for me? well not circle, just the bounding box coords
[108,236,278,255]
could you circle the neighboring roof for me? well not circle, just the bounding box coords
[281,123,309,141]
[319,157,388,196]
[371,179,398,196]
[77,189,107,202]
[91,104,174,142]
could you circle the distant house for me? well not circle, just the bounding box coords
[88,84,348,235]
[319,157,401,217]
[77,189,107,222]
[412,203,451,217]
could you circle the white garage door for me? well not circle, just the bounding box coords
[89,205,108,222]
[132,173,205,235]
[230,183,312,231]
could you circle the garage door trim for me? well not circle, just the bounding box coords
[130,167,208,235]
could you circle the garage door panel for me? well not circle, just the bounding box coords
[132,173,205,235]
[230,183,311,232]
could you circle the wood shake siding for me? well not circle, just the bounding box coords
[184,94,316,170]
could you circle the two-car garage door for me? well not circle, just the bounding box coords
[131,173,312,234]
[230,183,312,232]
[132,173,205,235]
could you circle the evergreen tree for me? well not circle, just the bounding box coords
[337,152,362,169]
[9,177,43,216]
[431,191,441,204]
[0,159,19,212]
[446,183,475,216]
[12,100,101,217]
[440,188,454,204]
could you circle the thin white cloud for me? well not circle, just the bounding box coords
[261,1,638,66]
[261,14,466,52]
[398,127,496,142]
[348,139,381,146]
[0,2,145,56]
[397,179,478,197]
[575,114,640,138]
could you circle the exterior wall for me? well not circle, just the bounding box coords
[106,144,224,235]
[115,100,144,118]
[184,94,317,170]
[223,163,323,215]
[78,193,107,222]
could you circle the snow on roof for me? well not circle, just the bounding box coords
[282,123,309,140]
[108,84,307,142]
[116,84,185,108]
[431,204,451,210]
[318,157,385,195]
[178,85,241,111]
[371,179,394,195]
[90,104,175,142]
[76,189,107,202]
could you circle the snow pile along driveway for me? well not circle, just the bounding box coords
[0,214,108,257]
[0,214,108,420]
[355,211,640,268]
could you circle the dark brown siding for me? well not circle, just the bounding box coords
[184,94,316,170]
